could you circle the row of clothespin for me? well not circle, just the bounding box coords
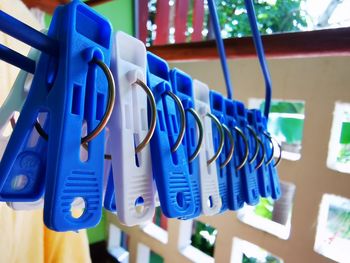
[0,0,281,232]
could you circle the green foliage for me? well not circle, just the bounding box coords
[191,221,217,257]
[254,197,274,220]
[215,0,308,38]
[327,205,350,239]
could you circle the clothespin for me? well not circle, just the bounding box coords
[0,0,113,231]
[193,80,221,215]
[224,99,245,210]
[209,91,232,213]
[233,101,260,206]
[147,52,195,218]
[170,68,203,219]
[108,32,156,225]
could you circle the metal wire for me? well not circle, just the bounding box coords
[220,124,234,169]
[246,124,260,164]
[206,112,224,166]
[234,126,249,170]
[164,91,186,152]
[254,137,265,170]
[34,58,115,145]
[187,108,204,163]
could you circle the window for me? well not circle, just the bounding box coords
[237,181,296,239]
[231,237,283,263]
[249,98,305,161]
[178,220,216,263]
[327,102,350,174]
[314,194,350,263]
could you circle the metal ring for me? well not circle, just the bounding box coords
[134,79,157,153]
[254,137,265,170]
[220,124,234,169]
[263,131,274,165]
[206,112,224,166]
[34,58,115,145]
[234,126,249,170]
[271,135,282,167]
[187,108,204,163]
[246,125,260,164]
[81,58,115,144]
[164,91,186,152]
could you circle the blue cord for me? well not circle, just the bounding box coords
[207,0,233,99]
[244,0,272,119]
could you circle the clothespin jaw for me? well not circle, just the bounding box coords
[170,69,202,219]
[0,1,113,231]
[147,52,195,218]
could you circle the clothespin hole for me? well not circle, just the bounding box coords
[71,197,86,219]
[207,196,214,208]
[176,192,186,209]
[11,174,28,190]
[135,196,145,214]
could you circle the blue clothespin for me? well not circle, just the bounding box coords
[262,117,281,200]
[170,68,202,219]
[224,99,245,210]
[247,109,271,198]
[0,0,113,231]
[147,52,195,218]
[209,91,229,213]
[233,101,260,206]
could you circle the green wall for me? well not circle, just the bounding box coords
[45,0,134,35]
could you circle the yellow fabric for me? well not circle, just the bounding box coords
[0,1,91,262]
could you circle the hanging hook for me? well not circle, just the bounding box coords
[206,112,224,166]
[164,91,186,152]
[34,58,115,144]
[234,126,249,170]
[246,125,260,164]
[220,124,234,169]
[254,137,265,170]
[187,108,204,163]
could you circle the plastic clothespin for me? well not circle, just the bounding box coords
[0,47,47,205]
[170,68,202,219]
[0,1,113,231]
[209,91,229,213]
[233,101,260,206]
[147,52,195,218]
[108,32,156,225]
[193,80,221,215]
[262,117,281,200]
[224,99,245,210]
[247,109,271,198]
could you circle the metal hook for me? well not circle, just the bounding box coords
[34,58,115,145]
[263,131,274,166]
[134,79,157,153]
[246,125,260,164]
[187,108,204,163]
[234,126,249,170]
[220,124,234,169]
[271,135,282,167]
[206,112,224,166]
[254,137,265,170]
[164,91,186,152]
